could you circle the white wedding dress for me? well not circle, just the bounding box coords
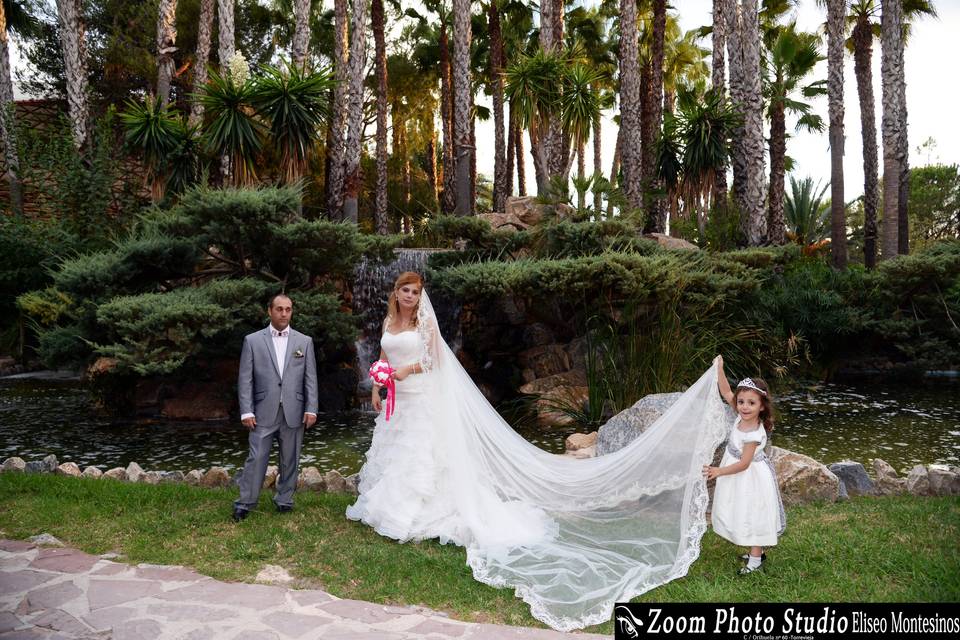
[346,290,730,631]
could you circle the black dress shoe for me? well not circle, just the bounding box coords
[276,504,293,514]
[232,507,250,522]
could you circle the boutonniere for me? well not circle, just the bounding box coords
[293,349,304,359]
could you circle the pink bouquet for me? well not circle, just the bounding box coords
[368,360,396,421]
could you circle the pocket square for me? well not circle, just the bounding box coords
[293,349,304,358]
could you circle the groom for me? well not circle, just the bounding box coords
[233,293,318,522]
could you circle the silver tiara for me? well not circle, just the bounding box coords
[737,378,767,396]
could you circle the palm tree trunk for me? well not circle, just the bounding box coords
[326,0,349,219]
[189,0,215,125]
[608,125,622,217]
[373,0,388,233]
[0,2,23,214]
[725,0,748,221]
[55,0,90,150]
[853,12,879,269]
[618,0,642,211]
[897,39,909,255]
[767,99,786,245]
[342,0,369,224]
[452,0,472,216]
[292,0,311,69]
[592,110,602,213]
[645,0,667,232]
[539,0,564,182]
[217,0,235,68]
[439,21,456,214]
[427,134,438,208]
[880,0,903,260]
[711,0,728,208]
[471,108,477,214]
[155,0,178,108]
[739,0,767,246]
[827,0,847,267]
[577,141,586,212]
[489,2,507,213]
[515,121,526,196]
[506,105,515,201]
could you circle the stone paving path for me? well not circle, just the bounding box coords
[0,540,608,640]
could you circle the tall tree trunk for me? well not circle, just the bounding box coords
[740,0,766,246]
[644,0,667,232]
[373,0,388,233]
[55,0,90,149]
[292,0,311,68]
[155,0,178,108]
[711,0,728,208]
[506,104,515,200]
[189,0,215,125]
[577,141,586,212]
[539,0,564,184]
[515,122,526,196]
[767,99,786,244]
[427,134,438,208]
[439,22,456,214]
[0,2,23,213]
[880,0,903,260]
[471,111,477,214]
[853,12,879,269]
[217,0,235,68]
[489,3,507,212]
[326,0,349,218]
[342,0,369,224]
[608,125,622,217]
[619,0,642,211]
[452,0,472,216]
[897,35,910,255]
[725,0,748,222]
[827,0,847,267]
[592,110,602,213]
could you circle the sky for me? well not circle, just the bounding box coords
[9,1,957,202]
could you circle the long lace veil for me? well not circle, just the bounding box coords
[415,289,730,631]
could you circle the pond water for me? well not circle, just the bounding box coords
[1,378,958,476]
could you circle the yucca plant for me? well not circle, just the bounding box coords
[196,67,264,186]
[785,175,830,248]
[249,61,336,186]
[120,96,195,201]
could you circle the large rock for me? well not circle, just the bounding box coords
[184,470,203,486]
[927,466,959,496]
[505,196,575,225]
[102,467,127,481]
[299,466,325,491]
[518,369,587,395]
[565,432,598,452]
[201,467,231,488]
[770,446,841,506]
[906,465,931,496]
[872,458,907,496]
[56,462,81,477]
[518,344,571,379]
[87,357,118,377]
[476,211,528,232]
[2,457,26,473]
[42,454,59,473]
[828,460,876,497]
[263,465,279,489]
[596,392,683,456]
[160,471,184,483]
[82,466,103,479]
[536,386,589,427]
[344,473,360,496]
[141,471,163,485]
[125,462,145,483]
[323,470,348,494]
[643,233,700,251]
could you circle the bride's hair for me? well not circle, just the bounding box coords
[734,377,776,433]
[385,271,424,328]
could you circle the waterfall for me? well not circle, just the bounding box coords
[353,249,462,395]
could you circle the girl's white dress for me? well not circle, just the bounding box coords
[711,418,786,547]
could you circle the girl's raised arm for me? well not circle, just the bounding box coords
[715,355,735,408]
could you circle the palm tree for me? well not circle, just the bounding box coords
[452,0,472,216]
[711,0,729,214]
[189,0,215,125]
[342,0,368,224]
[326,0,348,218]
[826,0,846,267]
[55,0,89,149]
[0,0,23,212]
[487,1,507,212]
[439,17,456,213]
[155,0,178,108]
[217,0,235,71]
[619,0,642,211]
[292,0,312,69]
[644,0,668,233]
[880,0,903,260]
[784,175,830,248]
[198,68,263,186]
[539,0,564,182]
[373,0,388,232]
[740,0,767,246]
[763,23,824,246]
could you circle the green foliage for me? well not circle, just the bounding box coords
[16,288,73,327]
[527,219,656,258]
[907,164,960,250]
[36,324,90,369]
[785,175,830,245]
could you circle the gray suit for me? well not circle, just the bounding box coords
[235,326,318,510]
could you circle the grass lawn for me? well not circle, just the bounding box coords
[1,473,958,634]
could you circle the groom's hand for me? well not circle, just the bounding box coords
[303,413,317,429]
[242,417,256,430]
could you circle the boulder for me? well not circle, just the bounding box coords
[344,473,360,496]
[263,465,279,489]
[184,470,203,486]
[770,447,841,506]
[927,466,959,496]
[299,466,325,492]
[102,467,127,481]
[518,344,571,379]
[564,445,596,460]
[828,460,876,497]
[536,386,589,427]
[200,467,231,488]
[160,471,184,483]
[906,465,931,496]
[1,457,26,473]
[82,466,103,480]
[643,233,700,251]
[518,370,587,395]
[872,458,907,496]
[42,454,59,473]
[323,470,349,494]
[87,357,118,377]
[596,392,684,456]
[565,432,598,452]
[141,471,162,485]
[475,211,528,232]
[505,196,575,225]
[55,462,81,477]
[25,461,45,474]
[125,462,145,483]
[523,323,556,347]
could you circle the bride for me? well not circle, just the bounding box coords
[346,271,730,631]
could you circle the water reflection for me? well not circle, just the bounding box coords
[1,378,957,475]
